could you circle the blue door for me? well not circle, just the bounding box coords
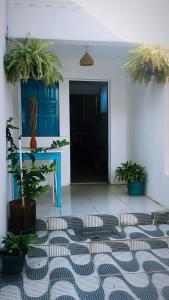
[21,80,60,137]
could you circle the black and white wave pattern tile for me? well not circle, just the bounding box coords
[34,223,169,256]
[36,212,169,232]
[36,224,169,243]
[1,248,169,299]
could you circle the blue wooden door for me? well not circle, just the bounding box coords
[21,80,59,137]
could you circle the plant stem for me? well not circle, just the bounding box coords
[18,136,25,207]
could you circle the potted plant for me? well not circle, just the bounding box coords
[123,44,169,84]
[4,38,62,85]
[7,118,69,233]
[0,232,36,275]
[115,160,146,196]
[4,38,63,148]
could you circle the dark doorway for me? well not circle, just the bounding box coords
[69,81,108,183]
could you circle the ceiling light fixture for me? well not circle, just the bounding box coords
[80,47,94,66]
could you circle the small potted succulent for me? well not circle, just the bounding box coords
[0,232,36,275]
[115,160,146,196]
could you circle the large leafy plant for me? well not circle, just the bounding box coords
[6,118,69,204]
[115,161,146,183]
[4,38,63,86]
[11,157,57,203]
[123,44,169,84]
[0,232,36,255]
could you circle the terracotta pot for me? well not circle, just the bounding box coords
[9,200,36,234]
[30,135,37,149]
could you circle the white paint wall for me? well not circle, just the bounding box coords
[6,0,169,206]
[14,45,129,185]
[0,0,14,237]
[127,81,169,208]
[7,0,169,44]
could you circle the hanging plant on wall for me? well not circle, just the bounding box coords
[4,38,63,85]
[123,44,169,84]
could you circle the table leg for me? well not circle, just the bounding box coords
[55,156,61,208]
[53,170,57,206]
[52,173,55,204]
[13,158,20,200]
[13,175,19,200]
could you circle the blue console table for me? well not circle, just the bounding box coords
[13,150,62,208]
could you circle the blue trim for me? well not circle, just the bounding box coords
[13,151,62,208]
[100,83,108,113]
[21,80,60,137]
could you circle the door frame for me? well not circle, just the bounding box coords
[69,79,111,183]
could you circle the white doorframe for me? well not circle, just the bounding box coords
[69,79,111,183]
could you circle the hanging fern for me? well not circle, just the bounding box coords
[4,38,63,86]
[123,44,169,84]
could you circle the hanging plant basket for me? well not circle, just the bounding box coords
[123,44,169,85]
[4,38,63,86]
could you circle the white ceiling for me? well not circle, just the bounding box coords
[7,0,169,44]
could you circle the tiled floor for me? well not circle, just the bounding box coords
[2,241,169,299]
[37,184,167,218]
[2,190,169,299]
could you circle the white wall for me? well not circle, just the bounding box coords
[56,45,128,184]
[15,44,129,185]
[0,0,14,237]
[5,0,169,207]
[127,81,169,208]
[7,0,169,44]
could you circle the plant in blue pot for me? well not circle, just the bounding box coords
[115,161,146,196]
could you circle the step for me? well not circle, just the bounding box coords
[35,224,169,257]
[34,212,169,257]
[36,211,169,231]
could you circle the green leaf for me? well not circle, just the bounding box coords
[123,44,169,85]
[115,160,146,183]
[4,38,63,86]
[0,232,37,255]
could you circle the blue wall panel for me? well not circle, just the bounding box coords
[21,80,59,137]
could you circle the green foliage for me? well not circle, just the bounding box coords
[115,160,146,183]
[0,232,37,255]
[6,118,69,203]
[4,38,63,86]
[6,117,18,168]
[10,159,57,202]
[123,44,169,84]
[33,139,70,153]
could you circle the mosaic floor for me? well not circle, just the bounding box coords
[1,212,169,299]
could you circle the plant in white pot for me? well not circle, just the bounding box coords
[115,160,146,196]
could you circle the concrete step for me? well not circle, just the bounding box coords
[36,212,169,231]
[33,212,169,257]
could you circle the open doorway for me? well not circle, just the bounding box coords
[69,81,108,183]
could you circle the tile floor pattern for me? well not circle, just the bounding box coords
[1,186,169,299]
[1,213,169,299]
[2,250,169,300]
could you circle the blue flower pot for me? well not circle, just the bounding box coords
[128,180,145,196]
